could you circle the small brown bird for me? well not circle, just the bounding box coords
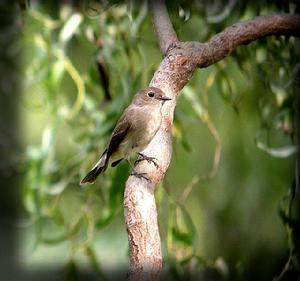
[80,86,171,184]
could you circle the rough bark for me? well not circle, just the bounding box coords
[124,1,300,280]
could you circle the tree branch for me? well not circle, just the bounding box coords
[124,47,195,281]
[150,0,178,55]
[194,13,300,67]
[124,4,300,280]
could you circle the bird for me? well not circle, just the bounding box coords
[80,86,171,184]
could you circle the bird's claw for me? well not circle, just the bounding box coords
[135,153,159,168]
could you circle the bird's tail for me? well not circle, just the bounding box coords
[80,150,107,185]
[80,165,105,184]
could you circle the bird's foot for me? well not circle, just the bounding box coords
[135,153,159,168]
[130,170,149,181]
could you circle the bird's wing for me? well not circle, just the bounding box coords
[105,109,133,165]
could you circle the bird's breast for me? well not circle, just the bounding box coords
[130,107,162,152]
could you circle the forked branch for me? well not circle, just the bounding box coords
[124,1,300,280]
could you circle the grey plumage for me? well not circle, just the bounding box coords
[80,87,171,185]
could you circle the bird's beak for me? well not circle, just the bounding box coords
[156,96,172,101]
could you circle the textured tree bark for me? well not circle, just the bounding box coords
[124,1,300,280]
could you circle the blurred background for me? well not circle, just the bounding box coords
[0,0,299,280]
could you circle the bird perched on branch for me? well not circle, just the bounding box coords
[80,86,171,184]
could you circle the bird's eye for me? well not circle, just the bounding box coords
[147,91,155,98]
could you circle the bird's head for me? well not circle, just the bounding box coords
[133,87,172,107]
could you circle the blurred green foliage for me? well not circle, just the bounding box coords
[19,1,299,280]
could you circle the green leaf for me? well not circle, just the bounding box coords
[172,227,193,246]
[109,162,130,209]
[40,217,82,244]
[270,83,287,107]
[41,127,55,155]
[26,146,43,161]
[59,13,83,43]
[255,138,299,158]
[96,164,129,229]
[46,180,68,195]
[96,207,114,229]
[85,246,106,279]
[182,86,205,120]
[178,205,197,246]
[179,254,194,266]
[49,60,65,88]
